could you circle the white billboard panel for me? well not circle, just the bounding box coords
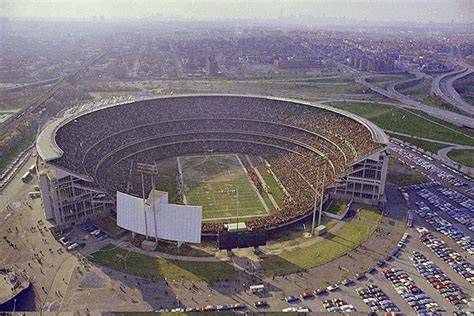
[116,191,202,243]
[156,204,202,243]
[117,191,146,234]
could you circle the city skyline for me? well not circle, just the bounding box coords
[1,0,473,24]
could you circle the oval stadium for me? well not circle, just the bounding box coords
[36,95,389,241]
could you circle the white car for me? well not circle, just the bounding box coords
[327,284,339,291]
[67,243,80,251]
[59,237,70,246]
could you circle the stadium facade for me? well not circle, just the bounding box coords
[36,95,389,235]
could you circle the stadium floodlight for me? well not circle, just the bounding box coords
[135,162,159,241]
[311,168,320,236]
[311,164,327,235]
[318,164,327,227]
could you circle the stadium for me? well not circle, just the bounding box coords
[36,94,389,241]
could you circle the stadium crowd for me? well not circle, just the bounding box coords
[50,96,383,233]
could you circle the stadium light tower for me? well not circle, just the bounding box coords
[136,162,159,241]
[318,164,327,227]
[311,168,320,235]
[311,164,327,235]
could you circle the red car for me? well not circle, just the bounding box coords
[300,291,314,299]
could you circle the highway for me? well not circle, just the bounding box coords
[356,74,474,129]
[0,50,109,136]
[386,70,428,101]
[432,60,474,116]
[1,77,62,93]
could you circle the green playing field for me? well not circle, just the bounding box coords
[178,154,269,221]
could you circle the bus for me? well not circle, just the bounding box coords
[407,210,413,227]
[21,171,32,183]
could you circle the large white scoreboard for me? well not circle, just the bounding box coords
[117,190,202,243]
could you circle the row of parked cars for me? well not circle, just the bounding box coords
[417,188,474,232]
[391,145,469,187]
[168,302,246,313]
[400,181,439,193]
[436,187,474,214]
[252,272,373,313]
[409,250,469,307]
[382,267,440,313]
[58,236,81,251]
[81,224,109,241]
[356,285,399,313]
[322,298,356,313]
[414,201,474,255]
[419,231,474,285]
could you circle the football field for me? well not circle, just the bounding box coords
[178,154,269,221]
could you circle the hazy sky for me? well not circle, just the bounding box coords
[1,0,473,23]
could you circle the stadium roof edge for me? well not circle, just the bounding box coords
[36,94,389,162]
[36,118,64,161]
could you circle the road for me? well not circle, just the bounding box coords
[437,146,474,175]
[386,69,428,100]
[432,59,474,116]
[0,50,109,136]
[356,74,474,129]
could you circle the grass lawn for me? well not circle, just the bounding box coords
[358,208,382,222]
[420,95,465,115]
[155,158,178,203]
[387,157,429,186]
[388,133,449,153]
[239,81,370,94]
[447,149,474,168]
[387,172,429,187]
[265,217,337,247]
[366,75,410,83]
[327,101,474,146]
[327,200,348,216]
[453,73,474,106]
[255,164,286,208]
[89,244,235,282]
[262,217,377,276]
[398,78,432,100]
[179,154,268,220]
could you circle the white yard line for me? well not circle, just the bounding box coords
[262,158,293,201]
[245,155,279,210]
[235,154,270,213]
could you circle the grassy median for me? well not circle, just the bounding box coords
[447,149,474,168]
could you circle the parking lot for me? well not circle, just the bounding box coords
[389,140,473,191]
[238,142,474,313]
[53,223,111,256]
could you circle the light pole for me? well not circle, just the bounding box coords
[318,165,327,227]
[311,168,320,235]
